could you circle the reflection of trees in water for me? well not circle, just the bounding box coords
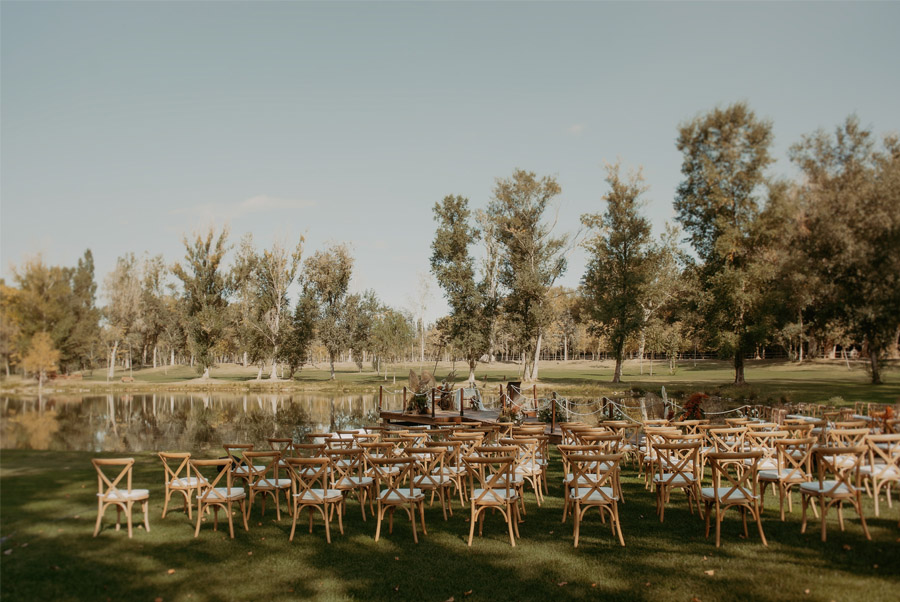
[0,392,393,452]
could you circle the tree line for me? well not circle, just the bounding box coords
[2,103,898,384]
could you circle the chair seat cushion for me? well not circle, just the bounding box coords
[233,465,266,475]
[570,487,617,502]
[253,478,292,489]
[743,458,778,470]
[337,476,374,487]
[170,477,205,488]
[414,475,452,487]
[99,489,150,501]
[653,473,696,485]
[434,466,466,476]
[799,481,856,495]
[294,488,343,502]
[205,487,246,501]
[700,487,757,502]
[759,469,806,481]
[859,465,900,478]
[471,488,518,502]
[379,488,424,502]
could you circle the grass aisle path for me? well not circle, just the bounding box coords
[2,450,899,601]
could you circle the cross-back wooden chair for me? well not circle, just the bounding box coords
[671,419,708,435]
[267,437,294,468]
[223,444,261,487]
[92,458,150,538]
[800,445,871,542]
[724,417,751,427]
[861,434,900,517]
[159,451,204,520]
[785,422,816,439]
[244,451,292,521]
[501,437,544,506]
[566,452,625,547]
[404,446,453,520]
[641,427,680,489]
[701,451,767,548]
[369,456,426,543]
[759,437,816,521]
[189,458,249,539]
[424,439,467,506]
[325,447,374,520]
[744,430,789,473]
[462,454,520,547]
[283,457,343,543]
[292,442,326,458]
[653,441,702,522]
[606,421,642,466]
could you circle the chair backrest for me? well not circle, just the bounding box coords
[814,445,866,494]
[462,454,517,505]
[284,457,330,502]
[557,444,601,474]
[325,448,364,487]
[189,458,234,502]
[707,451,762,502]
[746,422,779,431]
[773,437,816,481]
[670,420,707,435]
[724,417,751,427]
[369,457,417,499]
[825,428,868,447]
[709,427,747,453]
[243,451,282,487]
[654,441,701,485]
[223,444,254,474]
[746,430,789,461]
[424,439,462,470]
[866,434,900,479]
[404,446,445,486]
[566,452,623,504]
[267,438,293,456]
[579,432,624,453]
[785,423,816,438]
[158,452,191,484]
[93,458,137,501]
[292,443,326,457]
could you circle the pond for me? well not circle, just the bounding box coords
[0,392,406,453]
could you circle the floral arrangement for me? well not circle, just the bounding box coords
[498,406,524,425]
[679,393,708,421]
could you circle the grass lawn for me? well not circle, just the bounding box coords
[1,449,898,602]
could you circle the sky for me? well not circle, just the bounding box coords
[2,1,898,322]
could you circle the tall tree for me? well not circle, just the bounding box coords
[372,308,416,382]
[789,117,900,383]
[488,169,569,381]
[172,227,231,379]
[103,253,142,379]
[674,102,775,384]
[430,195,493,385]
[22,331,60,397]
[254,238,304,379]
[581,163,659,383]
[302,244,354,380]
[139,254,168,368]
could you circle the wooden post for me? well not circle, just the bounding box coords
[403,386,407,410]
[500,384,506,410]
[551,391,557,434]
[460,387,465,418]
[533,384,538,412]
[431,387,436,419]
[379,385,383,413]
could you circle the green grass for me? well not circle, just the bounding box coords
[2,449,898,601]
[9,358,899,408]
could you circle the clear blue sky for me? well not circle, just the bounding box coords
[2,1,898,321]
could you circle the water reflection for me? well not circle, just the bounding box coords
[0,393,403,453]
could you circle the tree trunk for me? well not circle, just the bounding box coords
[107,340,119,380]
[563,334,568,362]
[734,352,745,385]
[529,332,543,381]
[270,358,279,381]
[170,348,175,366]
[468,358,476,386]
[798,313,804,363]
[612,339,624,383]
[152,345,158,369]
[638,330,645,375]
[256,365,263,380]
[330,353,336,380]
[243,351,248,368]
[869,348,882,384]
[201,366,210,380]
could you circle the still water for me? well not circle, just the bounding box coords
[0,392,405,453]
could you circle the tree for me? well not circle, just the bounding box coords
[674,102,775,384]
[430,195,493,385]
[103,253,143,379]
[789,117,900,383]
[488,169,569,381]
[372,308,416,382]
[582,163,659,382]
[302,244,354,380]
[172,227,231,378]
[254,238,304,379]
[139,255,168,368]
[22,331,60,396]
[282,288,317,378]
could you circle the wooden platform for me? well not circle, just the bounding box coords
[380,408,562,442]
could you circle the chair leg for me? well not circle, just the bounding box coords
[375,503,383,542]
[94,500,104,537]
[754,504,767,546]
[227,502,235,539]
[468,505,477,546]
[573,503,581,548]
[194,503,203,537]
[419,501,427,535]
[856,493,872,541]
[126,501,134,539]
[289,504,299,541]
[324,506,332,544]
[410,504,418,544]
[507,506,516,547]
[143,501,150,533]
[800,495,808,534]
[614,504,625,547]
[162,489,171,519]
[714,505,721,548]
[820,497,828,542]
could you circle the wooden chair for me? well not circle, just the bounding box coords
[267,437,294,467]
[158,452,204,520]
[369,456,426,543]
[462,454,521,546]
[326,447,375,520]
[861,434,900,517]
[502,437,544,506]
[405,446,453,520]
[759,437,816,521]
[223,444,262,487]
[701,451,767,548]
[244,451,292,521]
[566,452,625,547]
[800,446,871,542]
[92,458,150,538]
[653,441,702,522]
[284,457,343,543]
[424,439,467,506]
[189,458,249,539]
